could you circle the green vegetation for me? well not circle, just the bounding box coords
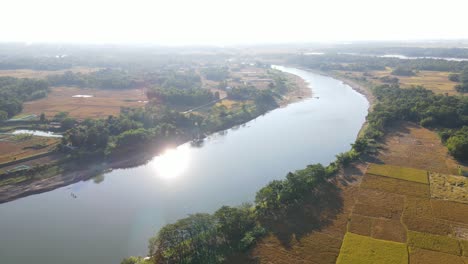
[367,164,429,184]
[407,231,462,256]
[146,87,215,106]
[0,77,49,118]
[454,67,468,92]
[47,68,137,89]
[291,53,468,72]
[336,232,408,264]
[148,206,264,264]
[138,162,345,263]
[356,84,468,161]
[202,67,229,81]
[391,67,416,76]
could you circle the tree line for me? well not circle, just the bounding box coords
[0,77,49,119]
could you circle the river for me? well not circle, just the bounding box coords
[0,66,369,264]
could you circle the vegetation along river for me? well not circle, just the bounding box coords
[0,66,369,264]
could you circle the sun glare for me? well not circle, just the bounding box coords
[152,145,191,180]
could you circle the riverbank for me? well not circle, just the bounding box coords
[278,71,313,107]
[0,68,313,204]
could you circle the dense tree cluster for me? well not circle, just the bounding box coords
[454,68,468,93]
[148,205,263,264]
[147,87,215,106]
[0,77,49,119]
[363,84,468,161]
[47,69,138,89]
[201,67,229,81]
[391,67,415,76]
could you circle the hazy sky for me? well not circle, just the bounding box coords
[1,0,468,45]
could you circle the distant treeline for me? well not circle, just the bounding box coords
[0,77,49,119]
[325,47,468,59]
[289,54,468,72]
[47,68,204,91]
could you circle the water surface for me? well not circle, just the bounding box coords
[0,66,369,264]
[12,129,63,138]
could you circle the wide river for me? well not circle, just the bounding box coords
[0,66,369,264]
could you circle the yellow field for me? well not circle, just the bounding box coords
[367,163,429,184]
[336,232,408,264]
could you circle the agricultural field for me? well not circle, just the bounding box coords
[338,69,459,95]
[429,172,468,204]
[336,233,408,264]
[0,67,99,79]
[377,122,459,174]
[367,163,429,184]
[0,133,60,165]
[250,165,366,263]
[249,133,468,264]
[21,87,147,119]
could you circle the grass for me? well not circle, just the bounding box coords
[336,232,408,264]
[367,163,429,184]
[21,86,147,119]
[409,248,466,264]
[407,230,461,256]
[0,136,60,164]
[252,232,343,264]
[377,122,459,175]
[349,214,372,236]
[353,188,405,219]
[429,172,468,204]
[361,174,430,198]
[402,197,452,236]
[431,200,468,224]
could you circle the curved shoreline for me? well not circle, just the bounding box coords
[0,67,314,204]
[0,67,372,205]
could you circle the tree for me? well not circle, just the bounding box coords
[61,117,76,130]
[0,110,7,121]
[40,112,46,122]
[214,205,256,249]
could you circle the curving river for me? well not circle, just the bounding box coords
[0,66,369,264]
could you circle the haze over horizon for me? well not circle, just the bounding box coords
[2,0,468,45]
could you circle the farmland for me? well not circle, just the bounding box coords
[337,69,459,95]
[21,86,147,119]
[336,233,408,264]
[249,120,468,264]
[0,67,99,79]
[0,133,60,165]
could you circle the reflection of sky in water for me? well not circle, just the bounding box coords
[0,66,369,264]
[150,144,191,181]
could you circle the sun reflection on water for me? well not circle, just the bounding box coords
[151,144,191,180]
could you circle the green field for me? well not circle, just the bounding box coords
[336,232,408,264]
[367,163,429,184]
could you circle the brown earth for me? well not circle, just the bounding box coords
[22,87,147,119]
